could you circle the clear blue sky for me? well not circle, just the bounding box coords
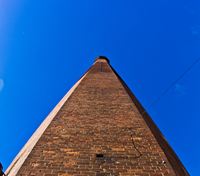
[0,0,200,175]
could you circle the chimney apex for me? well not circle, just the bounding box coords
[95,56,110,64]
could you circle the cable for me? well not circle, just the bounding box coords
[142,56,200,114]
[127,57,200,158]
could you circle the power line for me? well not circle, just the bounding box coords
[143,56,200,114]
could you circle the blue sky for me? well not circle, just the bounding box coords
[0,0,200,175]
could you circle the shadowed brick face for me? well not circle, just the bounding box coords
[10,58,188,175]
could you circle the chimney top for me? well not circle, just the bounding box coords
[95,56,110,64]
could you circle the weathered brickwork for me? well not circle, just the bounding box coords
[12,58,188,175]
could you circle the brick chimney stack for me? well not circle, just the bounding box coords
[6,56,189,176]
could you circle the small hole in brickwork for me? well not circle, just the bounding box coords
[96,153,104,158]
